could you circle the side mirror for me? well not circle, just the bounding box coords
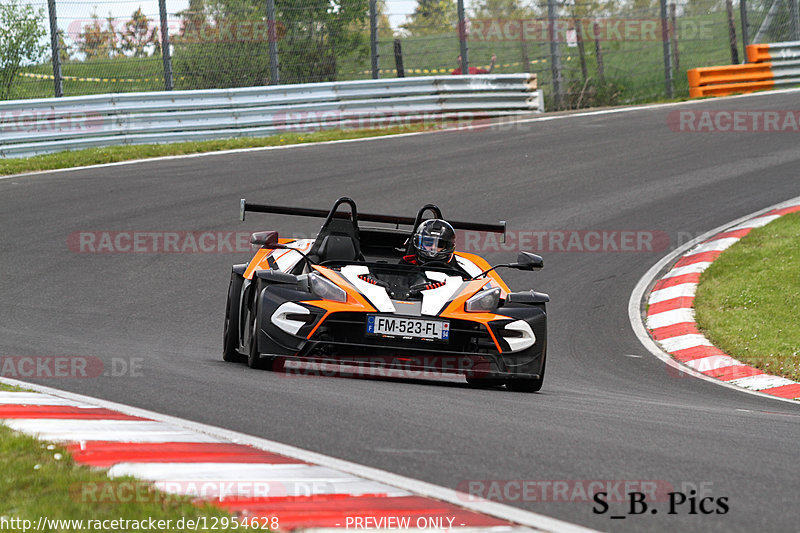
[254,269,298,284]
[250,231,279,248]
[510,251,544,271]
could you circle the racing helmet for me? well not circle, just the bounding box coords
[413,219,456,263]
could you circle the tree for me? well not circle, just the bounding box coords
[401,0,458,35]
[0,0,47,100]
[278,0,369,83]
[56,31,72,64]
[120,8,159,57]
[174,0,369,88]
[77,11,119,59]
[471,0,535,19]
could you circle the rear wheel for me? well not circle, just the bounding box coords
[223,273,244,362]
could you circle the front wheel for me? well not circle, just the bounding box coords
[223,273,244,362]
[247,280,267,369]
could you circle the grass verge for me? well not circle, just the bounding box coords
[0,426,248,532]
[0,125,432,176]
[0,382,257,531]
[694,212,800,381]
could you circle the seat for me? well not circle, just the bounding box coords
[316,234,358,262]
[308,218,364,263]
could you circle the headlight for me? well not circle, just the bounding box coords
[465,287,501,312]
[309,273,347,303]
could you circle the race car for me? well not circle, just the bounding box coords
[223,197,549,392]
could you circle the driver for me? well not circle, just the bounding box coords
[401,219,459,268]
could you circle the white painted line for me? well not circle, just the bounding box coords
[661,262,712,279]
[648,283,697,305]
[646,308,695,330]
[684,356,741,372]
[729,215,781,231]
[657,334,713,353]
[2,419,223,443]
[628,193,800,404]
[108,463,412,498]
[4,87,800,181]
[0,391,94,407]
[728,375,796,391]
[153,479,409,498]
[108,462,321,480]
[0,378,599,533]
[687,237,739,256]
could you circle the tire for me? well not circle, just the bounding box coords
[506,353,546,393]
[247,281,267,369]
[247,280,280,371]
[223,273,244,362]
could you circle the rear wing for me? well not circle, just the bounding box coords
[239,198,506,238]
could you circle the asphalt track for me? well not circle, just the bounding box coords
[2,90,800,532]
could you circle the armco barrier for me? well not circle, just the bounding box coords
[0,74,542,158]
[688,41,800,98]
[746,40,800,63]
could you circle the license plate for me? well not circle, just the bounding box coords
[366,315,449,341]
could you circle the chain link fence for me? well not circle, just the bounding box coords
[4,0,800,109]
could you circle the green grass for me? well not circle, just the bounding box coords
[0,380,262,530]
[0,424,252,532]
[694,212,800,381]
[0,125,432,176]
[12,56,167,100]
[0,382,30,392]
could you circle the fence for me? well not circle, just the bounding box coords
[0,74,542,158]
[4,0,800,110]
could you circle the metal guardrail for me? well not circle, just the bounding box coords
[0,75,542,158]
[747,40,800,62]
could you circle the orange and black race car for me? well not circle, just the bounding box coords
[223,197,549,392]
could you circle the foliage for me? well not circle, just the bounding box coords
[471,0,536,19]
[77,11,119,60]
[0,0,47,100]
[278,0,369,83]
[119,8,160,58]
[401,0,458,35]
[174,0,369,88]
[564,76,625,108]
[56,31,72,63]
